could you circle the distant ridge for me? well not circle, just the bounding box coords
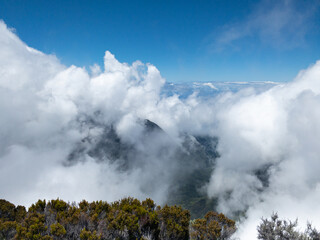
[162,81,279,99]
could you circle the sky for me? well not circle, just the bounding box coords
[1,0,320,83]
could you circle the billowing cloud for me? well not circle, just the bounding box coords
[0,20,210,209]
[0,20,174,206]
[207,62,320,238]
[1,19,320,240]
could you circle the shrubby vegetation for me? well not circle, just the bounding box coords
[190,211,235,240]
[0,198,235,240]
[257,213,320,240]
[4,198,319,240]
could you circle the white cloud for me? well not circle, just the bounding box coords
[0,20,195,208]
[210,0,319,51]
[207,61,320,239]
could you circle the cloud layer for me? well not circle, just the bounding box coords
[0,20,212,208]
[206,62,320,238]
[1,20,320,239]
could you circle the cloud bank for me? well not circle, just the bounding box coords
[206,62,320,238]
[0,20,213,207]
[1,20,320,239]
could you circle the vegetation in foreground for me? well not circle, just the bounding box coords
[257,213,320,240]
[1,198,319,239]
[0,198,235,240]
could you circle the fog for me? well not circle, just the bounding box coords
[1,21,320,239]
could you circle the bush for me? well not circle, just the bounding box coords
[190,211,236,240]
[158,205,190,240]
[257,213,320,240]
[50,223,66,237]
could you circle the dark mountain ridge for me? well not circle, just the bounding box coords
[67,117,219,218]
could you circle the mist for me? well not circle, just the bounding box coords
[1,20,320,239]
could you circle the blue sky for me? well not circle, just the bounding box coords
[0,0,320,83]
